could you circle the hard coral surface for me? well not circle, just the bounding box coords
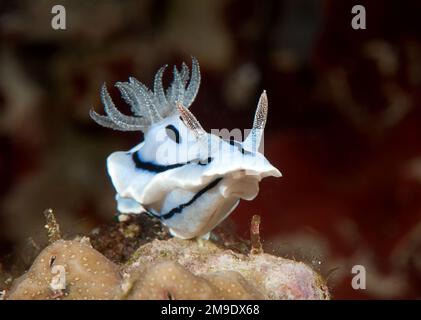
[7,238,122,300]
[6,231,329,300]
[125,237,329,300]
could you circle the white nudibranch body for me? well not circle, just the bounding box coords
[90,58,281,239]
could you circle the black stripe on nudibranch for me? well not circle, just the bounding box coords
[132,152,213,173]
[132,152,185,173]
[165,125,181,144]
[160,177,223,220]
[198,157,213,165]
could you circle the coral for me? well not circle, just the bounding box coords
[125,261,264,300]
[124,237,329,300]
[202,270,264,299]
[126,261,219,300]
[6,238,122,300]
[4,210,329,300]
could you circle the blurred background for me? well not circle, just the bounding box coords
[0,0,420,299]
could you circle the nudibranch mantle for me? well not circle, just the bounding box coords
[90,58,281,239]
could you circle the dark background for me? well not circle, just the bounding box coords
[0,0,420,299]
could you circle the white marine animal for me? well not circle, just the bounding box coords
[90,57,281,239]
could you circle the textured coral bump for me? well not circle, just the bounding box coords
[5,214,330,300]
[7,239,122,300]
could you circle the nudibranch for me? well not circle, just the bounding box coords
[90,57,281,239]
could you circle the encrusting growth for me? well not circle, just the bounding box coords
[43,208,62,244]
[6,239,123,300]
[250,214,263,255]
[5,212,330,300]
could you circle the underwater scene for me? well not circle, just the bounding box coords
[0,0,420,302]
